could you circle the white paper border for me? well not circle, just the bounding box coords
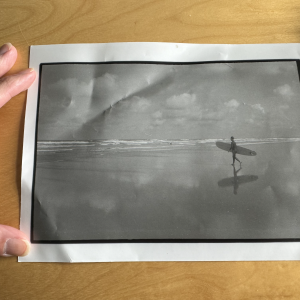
[20,43,300,262]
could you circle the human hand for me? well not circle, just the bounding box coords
[0,43,36,108]
[0,43,36,256]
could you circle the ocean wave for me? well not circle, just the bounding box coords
[35,138,300,166]
[35,137,300,159]
[37,137,300,146]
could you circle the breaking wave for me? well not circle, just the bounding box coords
[36,138,300,154]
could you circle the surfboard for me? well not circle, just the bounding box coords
[218,175,258,187]
[216,141,257,156]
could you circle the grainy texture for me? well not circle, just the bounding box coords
[1,0,300,299]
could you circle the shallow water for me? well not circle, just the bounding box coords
[33,139,300,241]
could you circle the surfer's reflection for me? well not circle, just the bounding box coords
[232,165,241,195]
[218,166,258,195]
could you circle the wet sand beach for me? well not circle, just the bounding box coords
[33,139,300,241]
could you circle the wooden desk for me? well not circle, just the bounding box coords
[1,1,300,298]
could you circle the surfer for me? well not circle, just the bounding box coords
[229,136,242,166]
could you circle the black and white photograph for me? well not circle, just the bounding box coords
[32,59,300,243]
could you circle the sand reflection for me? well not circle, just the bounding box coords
[218,165,259,195]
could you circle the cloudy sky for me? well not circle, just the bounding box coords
[37,61,300,140]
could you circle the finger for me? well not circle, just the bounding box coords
[0,43,18,77]
[0,68,36,108]
[0,225,30,257]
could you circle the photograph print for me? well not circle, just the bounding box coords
[32,60,300,243]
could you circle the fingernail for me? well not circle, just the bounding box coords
[4,238,31,257]
[0,43,12,55]
[18,68,35,75]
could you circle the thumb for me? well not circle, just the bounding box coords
[0,225,30,257]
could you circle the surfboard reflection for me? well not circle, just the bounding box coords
[218,166,258,195]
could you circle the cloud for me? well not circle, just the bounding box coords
[166,93,196,109]
[153,111,162,119]
[95,73,117,88]
[92,73,119,102]
[246,118,255,124]
[132,96,151,112]
[163,93,202,122]
[279,104,289,110]
[224,99,240,112]
[201,110,226,121]
[120,96,151,113]
[89,196,117,213]
[151,110,166,127]
[174,118,186,125]
[273,84,294,98]
[109,172,154,188]
[47,72,119,103]
[48,78,93,97]
[242,103,266,126]
[166,172,200,188]
[153,119,166,126]
[251,104,265,114]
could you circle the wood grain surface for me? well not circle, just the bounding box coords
[1,0,300,299]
